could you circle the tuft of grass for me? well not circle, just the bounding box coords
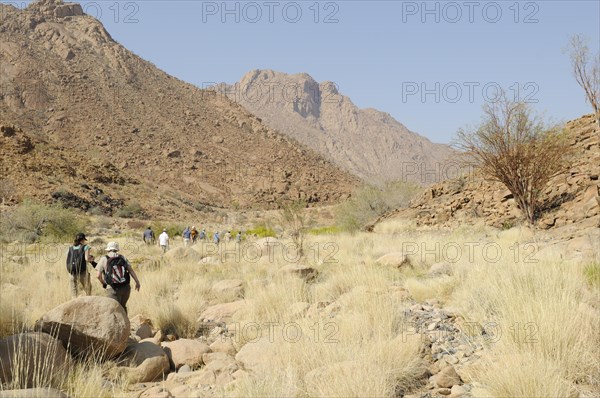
[583,262,600,288]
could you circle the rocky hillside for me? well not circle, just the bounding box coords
[217,70,455,185]
[0,1,357,217]
[372,114,600,239]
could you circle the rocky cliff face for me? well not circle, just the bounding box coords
[0,1,358,217]
[218,70,455,186]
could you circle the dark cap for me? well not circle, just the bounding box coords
[75,232,87,242]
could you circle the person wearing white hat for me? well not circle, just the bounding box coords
[96,242,141,313]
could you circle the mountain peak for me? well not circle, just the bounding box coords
[223,70,455,185]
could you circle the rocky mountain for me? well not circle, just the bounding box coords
[0,0,357,218]
[370,114,600,241]
[217,69,455,185]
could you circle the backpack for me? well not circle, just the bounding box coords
[66,246,86,274]
[104,255,130,288]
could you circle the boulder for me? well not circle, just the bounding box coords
[198,300,248,323]
[117,341,170,383]
[161,339,211,370]
[428,262,453,277]
[36,296,130,358]
[165,247,202,262]
[375,252,413,269]
[431,365,462,388]
[234,337,277,373]
[209,338,237,356]
[202,351,237,374]
[0,332,70,387]
[278,264,318,281]
[0,388,71,398]
[135,323,154,340]
[211,279,244,298]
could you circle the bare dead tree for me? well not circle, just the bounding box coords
[455,96,572,225]
[567,35,600,128]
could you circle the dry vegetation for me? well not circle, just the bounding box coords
[1,215,598,397]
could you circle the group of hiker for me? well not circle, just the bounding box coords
[66,233,141,313]
[143,226,242,252]
[66,226,244,312]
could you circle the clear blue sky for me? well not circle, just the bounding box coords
[20,0,600,143]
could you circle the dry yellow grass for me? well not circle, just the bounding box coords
[1,218,598,397]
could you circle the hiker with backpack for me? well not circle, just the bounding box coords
[66,232,94,298]
[96,242,141,313]
[182,226,191,247]
[191,226,198,244]
[143,226,155,245]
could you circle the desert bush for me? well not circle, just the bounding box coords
[116,202,144,218]
[278,199,313,258]
[0,200,88,243]
[566,34,600,128]
[335,181,420,232]
[456,96,572,224]
[245,223,276,238]
[150,222,184,238]
[307,225,341,235]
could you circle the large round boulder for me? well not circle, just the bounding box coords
[36,296,130,358]
[0,332,70,388]
[375,251,413,269]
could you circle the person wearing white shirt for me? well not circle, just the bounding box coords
[158,229,169,253]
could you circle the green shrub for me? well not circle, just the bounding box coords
[0,200,88,243]
[335,181,420,232]
[308,225,341,235]
[151,222,184,238]
[116,202,144,218]
[246,223,276,238]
